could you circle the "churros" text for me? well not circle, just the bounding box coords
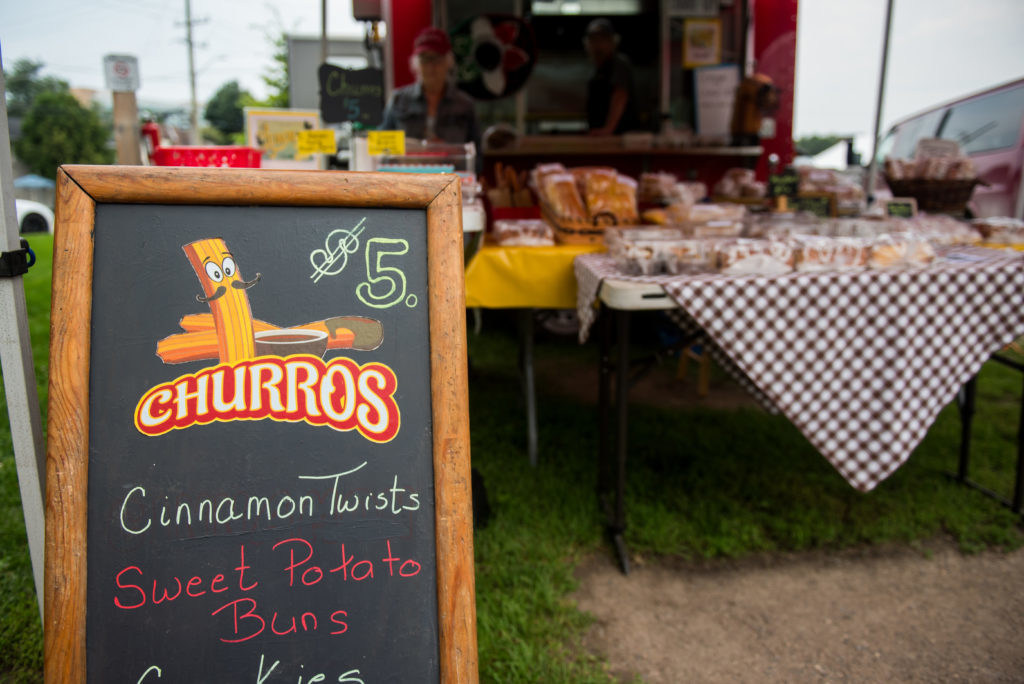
[134,355,400,441]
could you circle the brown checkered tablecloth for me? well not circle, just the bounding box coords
[575,248,1024,491]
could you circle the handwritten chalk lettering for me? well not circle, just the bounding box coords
[119,484,315,536]
[118,469,420,537]
[256,653,366,684]
[210,598,350,643]
[137,665,162,682]
[134,355,401,442]
[324,69,383,98]
[273,537,421,587]
[357,238,417,309]
[310,218,367,283]
[299,470,420,517]
[113,545,258,610]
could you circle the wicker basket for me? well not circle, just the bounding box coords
[883,177,982,215]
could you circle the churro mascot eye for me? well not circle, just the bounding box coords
[183,238,262,363]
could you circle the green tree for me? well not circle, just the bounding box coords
[204,80,250,138]
[260,28,290,107]
[4,58,68,118]
[795,135,845,157]
[15,91,113,179]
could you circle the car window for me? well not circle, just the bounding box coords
[889,109,944,158]
[939,84,1024,155]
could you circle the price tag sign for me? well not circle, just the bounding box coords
[368,130,406,156]
[768,168,799,198]
[296,130,338,156]
[884,197,918,218]
[792,193,836,218]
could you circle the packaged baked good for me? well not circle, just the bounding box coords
[665,239,718,275]
[692,220,744,239]
[492,219,555,247]
[680,203,747,238]
[713,168,764,198]
[638,172,679,203]
[606,227,686,275]
[676,181,708,205]
[540,173,587,221]
[571,166,617,194]
[642,208,670,225]
[971,216,1024,244]
[585,171,639,225]
[716,238,795,275]
[793,235,870,272]
[867,234,936,269]
[530,162,567,190]
[686,202,748,223]
[909,214,980,245]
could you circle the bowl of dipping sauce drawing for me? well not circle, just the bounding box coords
[254,329,329,358]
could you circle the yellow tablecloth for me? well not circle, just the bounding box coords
[464,243,606,309]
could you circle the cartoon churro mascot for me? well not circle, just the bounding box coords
[183,238,262,363]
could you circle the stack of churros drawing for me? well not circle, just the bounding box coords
[156,238,383,365]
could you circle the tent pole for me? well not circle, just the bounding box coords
[865,0,895,203]
[321,0,328,64]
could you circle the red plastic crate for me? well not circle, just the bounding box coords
[151,146,262,168]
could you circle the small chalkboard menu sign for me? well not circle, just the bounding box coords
[768,167,799,198]
[791,193,837,218]
[319,64,385,127]
[884,197,918,218]
[45,166,476,683]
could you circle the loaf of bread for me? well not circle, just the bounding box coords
[540,173,587,221]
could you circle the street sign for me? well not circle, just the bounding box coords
[103,54,140,92]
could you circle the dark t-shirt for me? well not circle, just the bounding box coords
[586,52,637,134]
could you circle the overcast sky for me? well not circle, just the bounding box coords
[2,0,1023,139]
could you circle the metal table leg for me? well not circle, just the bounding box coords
[518,308,539,467]
[611,309,631,574]
[957,376,977,482]
[950,369,1024,517]
[597,306,613,501]
[1014,372,1024,513]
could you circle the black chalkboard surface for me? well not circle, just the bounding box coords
[45,167,476,684]
[768,168,799,198]
[319,64,384,127]
[792,193,837,218]
[884,197,918,218]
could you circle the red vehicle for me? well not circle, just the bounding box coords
[875,77,1024,218]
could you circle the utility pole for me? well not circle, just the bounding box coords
[185,0,200,143]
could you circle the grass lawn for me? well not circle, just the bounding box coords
[2,234,1022,682]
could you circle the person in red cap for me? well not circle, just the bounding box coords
[380,26,481,157]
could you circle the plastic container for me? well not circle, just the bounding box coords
[151,146,262,168]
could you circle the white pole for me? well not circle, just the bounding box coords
[0,51,46,619]
[185,0,200,143]
[321,0,328,65]
[865,0,896,202]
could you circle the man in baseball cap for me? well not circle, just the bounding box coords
[381,26,480,165]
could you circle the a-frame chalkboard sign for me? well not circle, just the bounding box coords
[45,166,477,683]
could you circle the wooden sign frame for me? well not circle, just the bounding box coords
[44,165,477,683]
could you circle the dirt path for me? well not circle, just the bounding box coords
[574,542,1024,683]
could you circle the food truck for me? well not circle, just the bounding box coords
[376,0,798,185]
